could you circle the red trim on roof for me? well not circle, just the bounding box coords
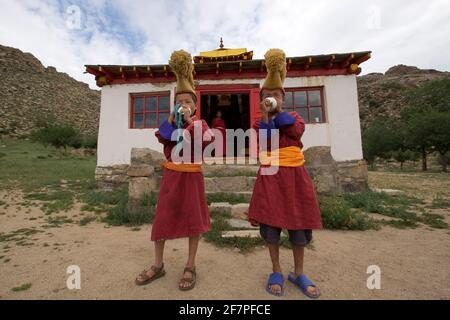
[85,51,371,87]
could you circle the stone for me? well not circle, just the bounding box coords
[130,148,165,166]
[336,159,369,193]
[203,164,258,176]
[127,164,154,177]
[227,218,258,229]
[128,177,158,202]
[204,176,253,192]
[111,174,129,184]
[303,146,369,194]
[304,146,336,166]
[209,202,232,215]
[231,203,249,220]
[221,230,260,238]
[372,188,405,196]
[111,164,129,175]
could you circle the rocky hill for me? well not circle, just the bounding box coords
[1,44,449,138]
[357,65,450,129]
[0,44,100,138]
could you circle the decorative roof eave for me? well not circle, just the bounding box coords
[85,51,371,87]
[193,51,253,63]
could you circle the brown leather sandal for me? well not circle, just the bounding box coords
[135,263,166,286]
[179,266,196,291]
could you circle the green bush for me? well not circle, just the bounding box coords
[101,186,156,226]
[318,195,379,230]
[30,122,81,155]
[82,135,98,149]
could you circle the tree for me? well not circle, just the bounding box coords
[402,78,450,171]
[362,117,397,168]
[29,113,81,157]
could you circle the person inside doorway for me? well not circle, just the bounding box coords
[211,110,226,158]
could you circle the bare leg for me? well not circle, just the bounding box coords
[154,239,165,268]
[292,244,318,296]
[267,243,282,294]
[180,236,200,289]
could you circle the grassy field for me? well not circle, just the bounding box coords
[1,135,449,239]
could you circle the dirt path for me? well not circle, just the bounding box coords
[1,187,450,300]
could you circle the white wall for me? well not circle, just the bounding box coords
[97,83,174,166]
[96,75,362,167]
[283,75,363,161]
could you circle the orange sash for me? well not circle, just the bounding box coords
[161,161,203,172]
[259,146,305,167]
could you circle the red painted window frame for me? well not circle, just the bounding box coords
[283,87,326,124]
[130,91,171,129]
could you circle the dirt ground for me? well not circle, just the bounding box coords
[1,173,449,300]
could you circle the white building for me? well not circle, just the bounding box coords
[86,45,371,192]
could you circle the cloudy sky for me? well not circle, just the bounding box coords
[1,0,449,89]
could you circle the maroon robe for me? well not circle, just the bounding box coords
[211,117,226,157]
[151,116,214,241]
[248,111,323,230]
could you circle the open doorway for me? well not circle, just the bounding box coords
[201,92,250,157]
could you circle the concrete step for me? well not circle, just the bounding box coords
[206,191,252,203]
[221,230,260,238]
[208,202,250,220]
[203,163,259,177]
[204,176,256,192]
[227,218,258,230]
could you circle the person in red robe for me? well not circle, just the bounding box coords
[135,50,214,291]
[211,110,226,157]
[248,48,323,298]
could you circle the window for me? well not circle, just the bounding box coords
[130,93,170,129]
[284,88,325,123]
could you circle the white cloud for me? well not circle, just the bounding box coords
[0,0,449,89]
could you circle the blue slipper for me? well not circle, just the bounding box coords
[288,272,321,299]
[266,272,285,296]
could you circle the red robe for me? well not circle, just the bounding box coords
[211,118,226,157]
[151,116,214,241]
[248,111,323,230]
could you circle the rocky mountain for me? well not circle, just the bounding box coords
[0,44,100,138]
[357,64,450,129]
[1,44,449,139]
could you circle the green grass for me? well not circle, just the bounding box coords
[0,228,43,243]
[79,186,123,212]
[11,283,32,292]
[79,216,97,226]
[24,190,75,214]
[429,194,450,209]
[203,210,316,253]
[43,216,74,228]
[382,220,419,229]
[419,213,448,229]
[0,136,96,193]
[342,189,447,229]
[203,211,264,253]
[318,195,379,230]
[101,186,156,226]
[343,189,422,213]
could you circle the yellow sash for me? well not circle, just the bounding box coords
[259,146,305,167]
[161,161,203,172]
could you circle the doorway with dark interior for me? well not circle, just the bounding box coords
[200,92,250,157]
